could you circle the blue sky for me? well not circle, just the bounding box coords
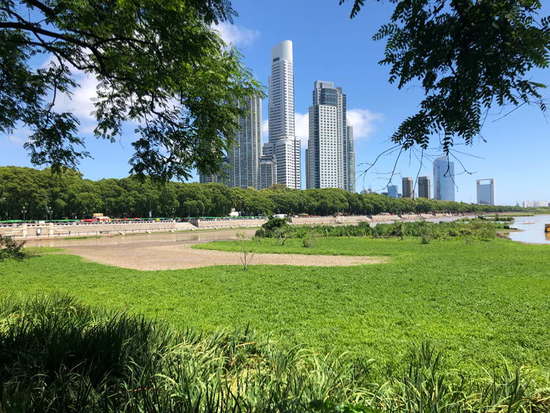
[1,0,549,205]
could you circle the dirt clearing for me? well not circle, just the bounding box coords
[28,230,387,270]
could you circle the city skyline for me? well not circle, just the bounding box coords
[1,0,548,205]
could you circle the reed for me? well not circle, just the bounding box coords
[0,294,546,412]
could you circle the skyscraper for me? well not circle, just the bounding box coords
[259,154,277,189]
[199,161,229,185]
[344,126,356,192]
[263,40,301,189]
[199,174,223,184]
[199,96,261,189]
[402,177,413,198]
[433,156,455,201]
[387,185,399,198]
[418,176,431,199]
[226,95,262,188]
[306,81,349,189]
[477,179,495,205]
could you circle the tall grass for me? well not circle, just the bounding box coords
[0,295,546,412]
[256,219,503,242]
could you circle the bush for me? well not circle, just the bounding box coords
[0,235,26,261]
[302,235,315,248]
[255,220,500,243]
[256,216,290,238]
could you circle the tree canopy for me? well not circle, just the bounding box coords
[0,166,523,220]
[0,0,260,180]
[340,0,549,153]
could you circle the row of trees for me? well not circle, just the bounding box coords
[0,167,524,220]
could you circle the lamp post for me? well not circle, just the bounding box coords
[21,205,27,221]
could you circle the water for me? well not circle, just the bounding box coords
[26,228,257,248]
[509,215,550,244]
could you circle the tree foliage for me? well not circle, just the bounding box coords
[340,0,549,152]
[0,167,524,220]
[0,0,260,179]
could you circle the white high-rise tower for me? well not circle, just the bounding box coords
[263,40,301,189]
[306,81,354,190]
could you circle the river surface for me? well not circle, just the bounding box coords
[26,228,257,248]
[509,215,550,245]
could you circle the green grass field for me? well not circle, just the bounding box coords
[1,236,549,381]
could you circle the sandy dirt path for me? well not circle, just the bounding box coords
[63,244,387,270]
[28,229,387,270]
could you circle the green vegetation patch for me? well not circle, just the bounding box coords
[23,246,64,255]
[254,217,505,242]
[1,237,549,384]
[0,294,547,412]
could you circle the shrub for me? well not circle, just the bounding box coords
[256,216,290,238]
[0,235,26,261]
[302,235,315,248]
[255,220,499,243]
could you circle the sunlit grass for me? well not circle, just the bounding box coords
[1,237,549,383]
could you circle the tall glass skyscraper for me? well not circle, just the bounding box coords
[226,95,262,188]
[387,184,399,198]
[263,40,301,189]
[199,96,261,189]
[344,126,356,192]
[433,156,455,201]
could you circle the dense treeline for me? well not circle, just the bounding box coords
[0,167,524,220]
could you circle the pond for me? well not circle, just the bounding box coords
[509,214,550,245]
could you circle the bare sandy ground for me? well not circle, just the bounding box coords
[29,229,387,270]
[63,244,387,270]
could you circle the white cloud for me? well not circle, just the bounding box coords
[40,56,99,135]
[347,109,383,139]
[6,127,31,146]
[261,114,309,148]
[54,72,98,122]
[261,120,269,142]
[295,112,309,139]
[41,55,98,121]
[212,23,259,47]
[295,112,309,148]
